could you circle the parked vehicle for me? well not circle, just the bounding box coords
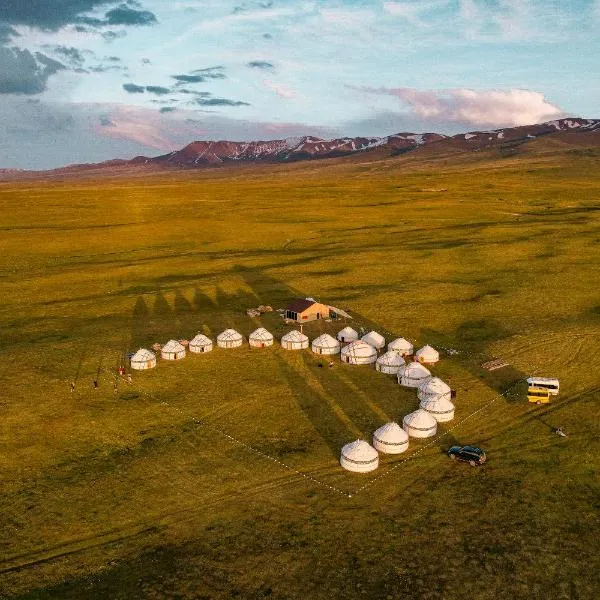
[526,377,560,396]
[527,386,551,404]
[447,445,486,466]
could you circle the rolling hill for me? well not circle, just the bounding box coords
[1,118,599,180]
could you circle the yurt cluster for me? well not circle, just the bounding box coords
[333,329,454,473]
[130,323,454,475]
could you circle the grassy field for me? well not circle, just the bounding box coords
[1,145,599,599]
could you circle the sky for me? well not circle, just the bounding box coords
[0,0,599,169]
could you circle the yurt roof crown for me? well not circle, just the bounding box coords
[163,340,185,353]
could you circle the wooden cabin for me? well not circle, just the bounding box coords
[284,299,330,322]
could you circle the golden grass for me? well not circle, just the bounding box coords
[1,147,599,599]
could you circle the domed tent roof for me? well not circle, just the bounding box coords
[402,409,437,438]
[373,422,409,454]
[161,339,186,360]
[362,331,385,349]
[217,329,244,348]
[376,351,406,374]
[398,362,432,387]
[131,348,156,363]
[420,395,455,422]
[337,326,359,342]
[162,340,185,353]
[131,348,157,370]
[340,340,377,364]
[217,329,243,342]
[417,377,451,402]
[312,333,340,354]
[340,439,379,472]
[377,351,405,367]
[388,337,414,355]
[281,329,309,350]
[281,330,309,343]
[189,334,213,352]
[249,328,273,342]
[190,333,212,345]
[416,344,440,364]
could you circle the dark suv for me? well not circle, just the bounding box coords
[448,445,486,466]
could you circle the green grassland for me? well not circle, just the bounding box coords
[1,145,599,599]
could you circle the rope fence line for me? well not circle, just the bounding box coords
[138,389,353,499]
[134,385,509,501]
[88,348,512,500]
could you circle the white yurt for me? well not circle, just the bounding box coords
[249,327,274,348]
[217,329,244,349]
[398,362,432,388]
[337,326,359,343]
[403,409,438,438]
[420,395,455,423]
[417,377,451,402]
[388,337,414,356]
[340,439,379,473]
[372,422,409,454]
[161,340,186,361]
[376,351,406,375]
[361,330,385,350]
[189,334,213,354]
[311,333,340,355]
[281,329,309,350]
[340,340,377,365]
[415,344,440,365]
[130,348,157,370]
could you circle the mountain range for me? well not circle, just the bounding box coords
[2,118,599,178]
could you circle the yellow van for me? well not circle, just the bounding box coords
[527,386,551,404]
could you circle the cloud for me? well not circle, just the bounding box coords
[0,47,66,94]
[101,30,127,41]
[93,104,334,150]
[123,82,145,93]
[0,1,157,35]
[190,97,250,107]
[172,67,227,84]
[0,1,117,30]
[263,79,296,99]
[172,74,206,84]
[0,23,19,44]
[247,60,274,70]
[146,85,171,95]
[178,89,212,97]
[105,5,157,26]
[0,98,339,168]
[43,45,86,67]
[360,86,564,127]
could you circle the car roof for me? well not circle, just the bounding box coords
[462,446,484,453]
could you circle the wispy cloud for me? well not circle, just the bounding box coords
[247,60,274,70]
[263,79,297,99]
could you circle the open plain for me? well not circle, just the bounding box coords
[1,142,599,599]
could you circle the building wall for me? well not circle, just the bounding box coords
[295,302,330,322]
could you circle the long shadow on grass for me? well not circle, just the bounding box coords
[299,352,389,436]
[274,354,358,458]
[234,265,532,447]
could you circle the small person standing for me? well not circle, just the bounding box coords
[93,380,98,389]
[70,381,75,392]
